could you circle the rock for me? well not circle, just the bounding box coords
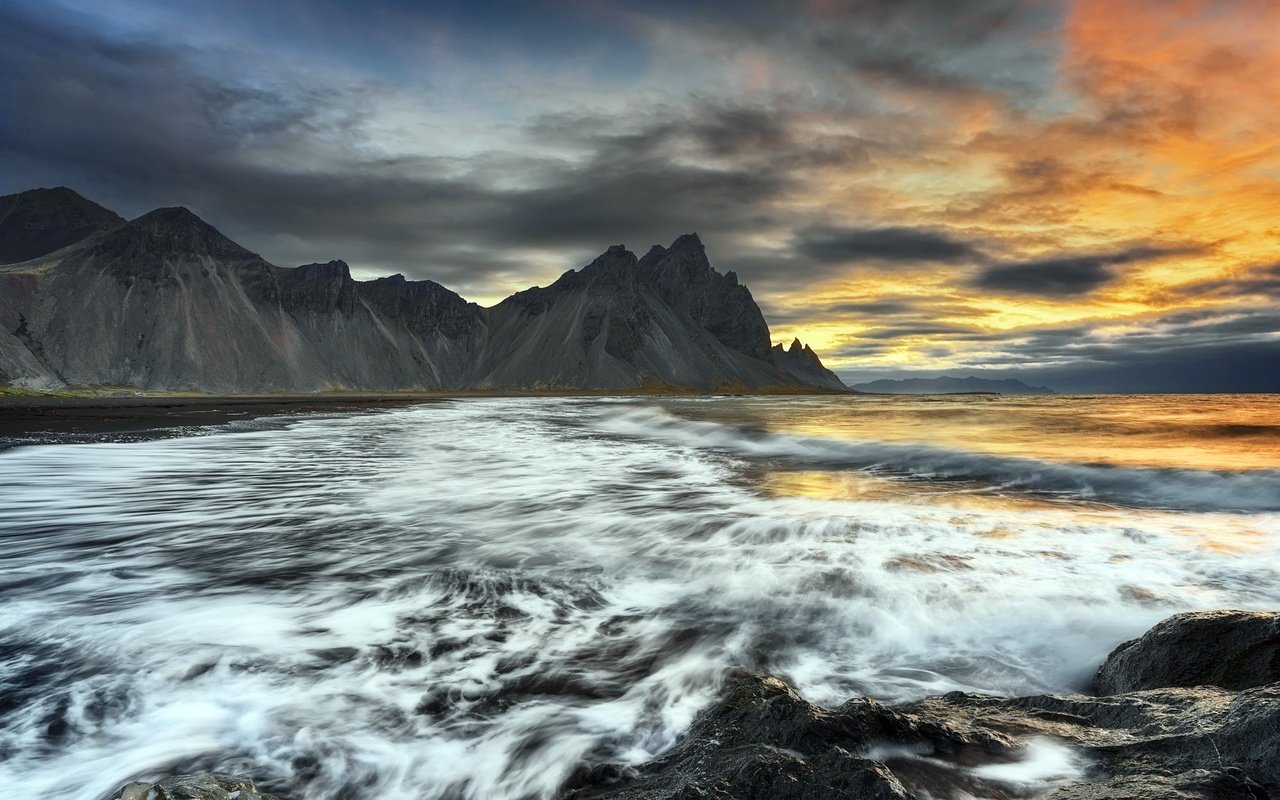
[102,612,1280,800]
[1,191,841,392]
[568,673,1027,800]
[771,338,847,391]
[1094,610,1280,694]
[574,609,1280,800]
[107,772,281,800]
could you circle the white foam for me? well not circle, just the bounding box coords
[0,397,1276,799]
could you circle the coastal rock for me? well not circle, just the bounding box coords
[1094,610,1280,694]
[573,611,1280,800]
[108,772,280,800]
[103,612,1280,800]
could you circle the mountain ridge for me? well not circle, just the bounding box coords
[851,375,1055,395]
[0,187,846,393]
[0,186,126,264]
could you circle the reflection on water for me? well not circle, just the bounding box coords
[0,395,1277,800]
[670,393,1280,470]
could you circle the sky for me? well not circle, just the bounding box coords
[2,0,1278,391]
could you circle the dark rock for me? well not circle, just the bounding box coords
[574,610,1280,800]
[772,338,847,391]
[568,673,1020,800]
[100,613,1280,800]
[107,772,281,800]
[1094,610,1280,694]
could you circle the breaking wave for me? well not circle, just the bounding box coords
[0,397,1277,799]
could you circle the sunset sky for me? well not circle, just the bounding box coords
[2,0,1278,391]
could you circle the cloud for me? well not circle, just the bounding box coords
[2,0,1278,390]
[793,225,980,265]
[973,245,1203,296]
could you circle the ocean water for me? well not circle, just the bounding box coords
[1,394,1278,799]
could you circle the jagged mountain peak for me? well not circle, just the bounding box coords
[772,336,847,390]
[0,185,126,264]
[583,244,638,271]
[669,232,703,251]
[92,206,256,264]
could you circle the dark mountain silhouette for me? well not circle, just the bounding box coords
[0,186,125,264]
[852,375,1055,394]
[771,337,846,390]
[0,188,845,393]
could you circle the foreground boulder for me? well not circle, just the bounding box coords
[1094,610,1280,694]
[568,672,1277,800]
[109,773,280,800]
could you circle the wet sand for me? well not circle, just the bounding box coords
[0,394,441,442]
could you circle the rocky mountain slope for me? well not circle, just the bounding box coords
[0,187,846,393]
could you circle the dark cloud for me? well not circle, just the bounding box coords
[836,307,1280,392]
[973,245,1204,296]
[1172,261,1280,300]
[0,4,809,297]
[0,0,1273,392]
[859,323,984,340]
[731,0,1065,104]
[794,225,980,265]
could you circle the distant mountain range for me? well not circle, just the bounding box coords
[0,187,846,393]
[850,376,1056,395]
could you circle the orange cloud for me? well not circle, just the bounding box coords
[782,0,1280,373]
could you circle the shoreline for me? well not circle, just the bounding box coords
[0,394,445,442]
[0,386,849,441]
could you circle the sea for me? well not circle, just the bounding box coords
[2,394,1278,799]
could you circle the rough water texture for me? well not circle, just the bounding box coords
[1,394,1278,799]
[0,188,833,392]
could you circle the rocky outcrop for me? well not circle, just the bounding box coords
[0,186,125,264]
[0,191,843,393]
[109,773,281,800]
[569,610,1280,800]
[1094,610,1280,694]
[772,337,848,390]
[119,612,1280,800]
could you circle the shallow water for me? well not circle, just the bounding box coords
[1,395,1278,799]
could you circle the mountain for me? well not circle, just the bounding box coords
[851,376,1056,394]
[473,236,797,389]
[0,192,842,393]
[0,187,126,264]
[771,337,847,391]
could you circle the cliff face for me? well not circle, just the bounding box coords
[0,188,843,393]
